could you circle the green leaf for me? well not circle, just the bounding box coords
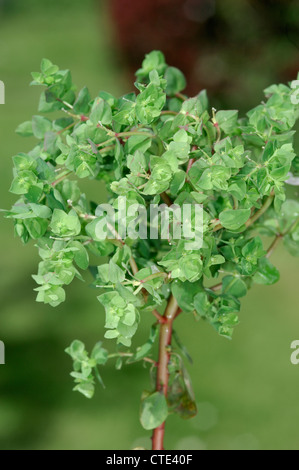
[73,86,91,114]
[194,292,210,317]
[32,115,52,139]
[127,325,158,363]
[74,382,95,399]
[50,209,81,237]
[253,258,280,285]
[136,51,167,81]
[90,98,112,126]
[91,342,108,365]
[24,218,48,239]
[222,276,248,298]
[65,340,86,361]
[242,237,266,263]
[219,209,251,230]
[171,280,203,313]
[127,150,147,174]
[170,170,186,195]
[136,84,166,124]
[16,121,34,137]
[40,58,59,76]
[140,392,168,430]
[165,67,186,96]
[216,110,238,133]
[69,241,89,270]
[29,203,52,219]
[179,254,203,282]
[108,260,126,284]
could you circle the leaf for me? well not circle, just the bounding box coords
[194,292,210,317]
[29,203,52,219]
[136,83,166,124]
[136,50,167,81]
[219,209,251,230]
[168,363,197,419]
[40,58,59,76]
[73,86,91,114]
[69,241,89,270]
[16,121,33,137]
[165,67,186,96]
[50,209,81,237]
[65,340,86,361]
[125,135,152,155]
[222,276,248,298]
[90,98,112,126]
[171,280,203,313]
[108,260,126,283]
[127,325,158,363]
[172,330,193,365]
[91,342,108,365]
[32,115,52,139]
[127,150,147,174]
[74,382,95,399]
[253,258,280,285]
[140,392,168,430]
[170,170,186,195]
[181,90,208,116]
[242,237,266,263]
[216,110,238,133]
[24,218,48,239]
[179,254,203,282]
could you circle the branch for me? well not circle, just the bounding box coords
[210,282,222,292]
[51,171,72,187]
[266,234,282,258]
[160,192,173,207]
[245,193,275,228]
[152,295,179,450]
[175,92,187,101]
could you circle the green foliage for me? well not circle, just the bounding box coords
[140,392,169,430]
[3,52,299,438]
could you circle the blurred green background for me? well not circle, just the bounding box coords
[0,0,299,450]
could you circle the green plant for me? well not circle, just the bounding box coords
[3,52,299,450]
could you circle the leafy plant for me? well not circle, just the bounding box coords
[3,52,299,450]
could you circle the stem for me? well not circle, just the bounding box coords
[108,352,157,366]
[175,92,187,101]
[266,234,282,258]
[129,257,139,275]
[99,145,115,154]
[210,282,222,292]
[160,110,178,116]
[116,131,155,138]
[160,192,173,207]
[245,193,275,228]
[96,137,116,148]
[57,122,75,135]
[186,158,195,175]
[51,171,72,187]
[140,272,168,284]
[152,294,179,450]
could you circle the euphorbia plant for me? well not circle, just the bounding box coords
[3,51,299,450]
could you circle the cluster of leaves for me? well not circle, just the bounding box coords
[3,52,299,432]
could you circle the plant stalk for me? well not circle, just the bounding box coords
[152,294,179,450]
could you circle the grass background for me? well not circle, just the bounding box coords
[0,0,299,450]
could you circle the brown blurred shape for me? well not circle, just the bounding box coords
[109,0,299,104]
